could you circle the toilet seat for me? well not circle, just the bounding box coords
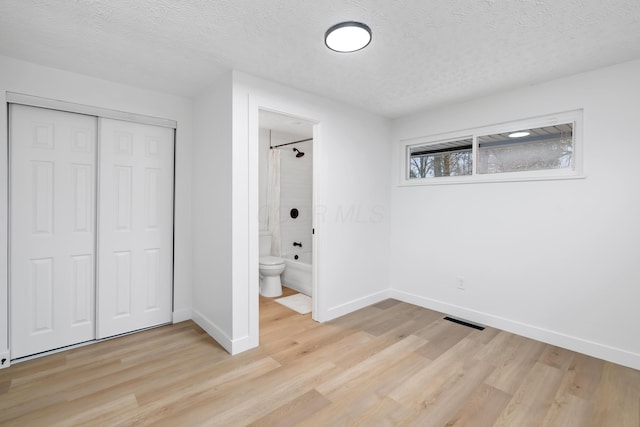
[259,256,285,266]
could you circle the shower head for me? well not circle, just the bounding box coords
[293,148,305,158]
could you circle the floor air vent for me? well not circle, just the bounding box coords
[443,316,485,331]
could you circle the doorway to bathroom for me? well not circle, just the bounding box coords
[258,110,315,320]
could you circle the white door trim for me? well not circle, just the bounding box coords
[6,92,177,129]
[248,94,322,351]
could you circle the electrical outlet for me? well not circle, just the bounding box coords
[456,277,465,290]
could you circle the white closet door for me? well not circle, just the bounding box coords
[10,104,97,358]
[97,118,174,339]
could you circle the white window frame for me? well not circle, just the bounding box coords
[399,110,584,186]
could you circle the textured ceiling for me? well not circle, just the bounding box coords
[260,110,314,139]
[0,0,639,118]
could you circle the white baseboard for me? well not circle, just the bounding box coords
[322,289,392,322]
[390,289,640,371]
[191,309,233,354]
[172,308,192,323]
[229,335,254,355]
[191,309,257,356]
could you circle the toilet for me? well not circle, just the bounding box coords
[259,232,286,297]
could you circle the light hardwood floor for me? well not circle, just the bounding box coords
[1,287,639,426]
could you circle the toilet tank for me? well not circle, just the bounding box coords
[259,232,272,257]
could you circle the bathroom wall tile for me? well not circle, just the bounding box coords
[280,140,313,258]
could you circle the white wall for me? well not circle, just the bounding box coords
[0,55,194,365]
[231,71,392,352]
[390,60,640,370]
[191,73,235,351]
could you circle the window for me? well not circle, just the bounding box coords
[409,138,472,178]
[477,124,573,174]
[403,110,582,184]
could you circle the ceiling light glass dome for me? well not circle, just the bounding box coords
[325,21,372,53]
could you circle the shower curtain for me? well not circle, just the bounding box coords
[266,148,281,256]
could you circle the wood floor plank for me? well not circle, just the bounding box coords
[567,352,605,400]
[3,391,138,427]
[591,362,640,427]
[483,334,547,394]
[302,354,427,427]
[2,328,223,418]
[351,396,411,427]
[372,299,401,310]
[361,302,428,337]
[493,362,566,427]
[1,290,638,426]
[332,316,431,369]
[388,338,483,408]
[396,359,496,426]
[538,345,575,371]
[271,329,372,367]
[297,389,381,426]
[132,347,269,407]
[317,352,425,404]
[0,391,68,424]
[151,361,338,427]
[542,392,593,427]
[112,356,285,426]
[445,384,512,427]
[360,352,431,400]
[467,325,501,344]
[246,389,332,427]
[317,336,428,401]
[0,353,67,382]
[326,304,387,331]
[414,320,474,360]
[472,329,514,361]
[49,394,139,427]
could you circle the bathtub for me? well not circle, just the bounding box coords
[282,252,312,296]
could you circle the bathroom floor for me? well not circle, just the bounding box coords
[259,286,311,322]
[262,284,299,301]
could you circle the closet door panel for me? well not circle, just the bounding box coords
[97,118,174,339]
[10,104,97,358]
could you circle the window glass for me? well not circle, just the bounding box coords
[409,138,472,178]
[401,110,581,185]
[477,124,573,174]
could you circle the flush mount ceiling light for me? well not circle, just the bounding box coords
[325,21,372,53]
[508,131,531,138]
